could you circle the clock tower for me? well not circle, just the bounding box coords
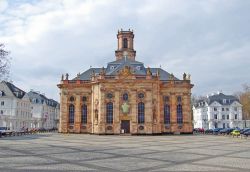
[115,29,136,61]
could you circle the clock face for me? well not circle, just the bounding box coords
[123,51,128,56]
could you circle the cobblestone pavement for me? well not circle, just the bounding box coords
[0,133,250,172]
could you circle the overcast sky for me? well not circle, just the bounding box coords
[0,0,250,101]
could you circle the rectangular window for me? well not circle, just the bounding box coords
[234,107,237,111]
[227,123,230,128]
[214,114,217,119]
[214,107,217,111]
[1,101,4,106]
[222,108,224,111]
[235,114,237,120]
[227,115,229,120]
[222,115,225,120]
[226,108,229,111]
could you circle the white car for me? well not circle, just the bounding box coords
[0,127,13,135]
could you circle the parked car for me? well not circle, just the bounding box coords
[198,128,204,133]
[240,128,250,135]
[231,130,240,136]
[213,128,223,135]
[205,129,213,134]
[0,127,13,136]
[220,128,234,135]
[243,130,250,136]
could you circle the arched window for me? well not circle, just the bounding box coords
[138,102,145,124]
[69,104,75,124]
[164,104,170,124]
[123,38,128,48]
[106,102,113,124]
[81,104,87,124]
[177,104,183,124]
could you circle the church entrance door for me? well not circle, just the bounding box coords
[121,120,130,133]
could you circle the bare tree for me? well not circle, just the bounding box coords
[0,43,10,80]
[234,84,250,120]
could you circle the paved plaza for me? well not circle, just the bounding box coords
[0,133,250,172]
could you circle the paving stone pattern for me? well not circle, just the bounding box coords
[0,133,250,172]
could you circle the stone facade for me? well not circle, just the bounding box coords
[58,30,193,134]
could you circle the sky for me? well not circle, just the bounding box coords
[0,0,250,101]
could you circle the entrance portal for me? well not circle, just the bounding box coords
[121,120,130,133]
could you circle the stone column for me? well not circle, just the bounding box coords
[170,93,177,132]
[130,90,137,134]
[74,95,81,133]
[98,91,105,134]
[145,90,153,134]
[60,90,68,133]
[114,91,120,134]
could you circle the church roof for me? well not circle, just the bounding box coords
[74,58,179,81]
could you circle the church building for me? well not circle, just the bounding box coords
[58,30,194,134]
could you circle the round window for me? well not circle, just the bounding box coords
[82,96,87,102]
[138,93,144,99]
[107,93,113,99]
[69,96,75,101]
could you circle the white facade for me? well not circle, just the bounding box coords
[0,82,32,130]
[0,81,60,130]
[193,93,244,129]
[28,91,60,129]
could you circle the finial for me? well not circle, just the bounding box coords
[100,67,105,75]
[146,67,152,75]
[156,69,160,77]
[61,74,64,81]
[129,28,130,31]
[91,69,95,77]
[65,73,69,80]
[77,72,80,79]
[187,74,191,80]
[183,73,187,80]
[121,28,123,31]
[90,65,92,68]
[170,73,174,80]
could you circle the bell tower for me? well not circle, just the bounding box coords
[115,29,136,61]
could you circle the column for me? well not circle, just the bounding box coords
[74,95,81,133]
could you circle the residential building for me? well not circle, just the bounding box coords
[0,81,32,130]
[27,91,60,129]
[193,92,244,129]
[58,30,194,134]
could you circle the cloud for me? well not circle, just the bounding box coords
[0,0,250,100]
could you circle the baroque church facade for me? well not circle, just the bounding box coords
[58,30,194,134]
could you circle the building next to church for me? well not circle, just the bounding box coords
[0,81,59,130]
[193,92,244,129]
[27,91,60,129]
[0,81,31,130]
[58,29,193,135]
